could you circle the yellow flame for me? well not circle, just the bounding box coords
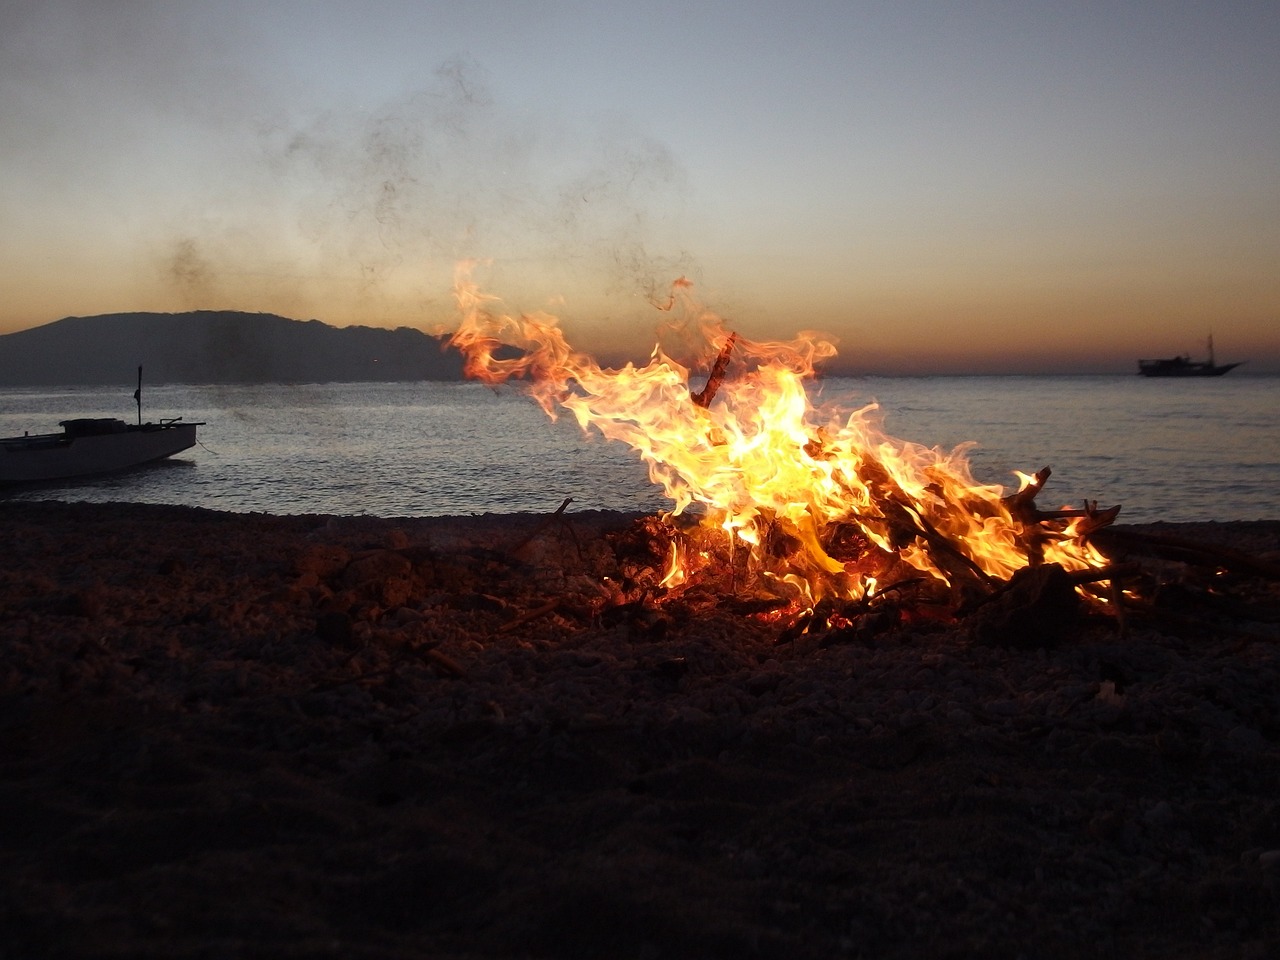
[448,264,1106,601]
[659,540,688,589]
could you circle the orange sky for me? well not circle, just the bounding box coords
[2,2,1277,374]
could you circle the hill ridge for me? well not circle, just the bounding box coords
[0,311,465,385]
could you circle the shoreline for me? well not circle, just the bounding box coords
[2,500,1277,957]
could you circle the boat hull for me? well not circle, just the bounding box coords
[0,422,199,484]
[1137,361,1242,377]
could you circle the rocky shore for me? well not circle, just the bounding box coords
[1,500,1277,958]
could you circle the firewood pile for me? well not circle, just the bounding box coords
[299,485,1276,657]
[595,509,1280,651]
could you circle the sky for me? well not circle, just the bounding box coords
[2,0,1278,374]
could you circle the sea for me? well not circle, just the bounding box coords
[1,376,1276,524]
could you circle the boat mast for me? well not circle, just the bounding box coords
[134,366,142,425]
[1207,334,1215,366]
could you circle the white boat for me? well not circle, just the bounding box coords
[0,368,203,484]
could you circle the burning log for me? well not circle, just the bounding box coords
[1002,465,1052,516]
[860,495,997,596]
[690,333,737,408]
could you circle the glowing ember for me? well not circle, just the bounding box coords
[448,263,1114,610]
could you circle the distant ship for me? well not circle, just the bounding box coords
[1138,335,1242,377]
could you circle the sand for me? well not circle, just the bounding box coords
[1,500,1278,959]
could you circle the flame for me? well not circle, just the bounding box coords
[659,540,689,589]
[448,263,1108,603]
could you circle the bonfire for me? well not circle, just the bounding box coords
[446,264,1139,646]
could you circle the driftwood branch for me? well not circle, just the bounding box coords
[510,497,580,557]
[498,599,561,633]
[1093,528,1280,581]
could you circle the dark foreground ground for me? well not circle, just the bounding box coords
[0,500,1277,959]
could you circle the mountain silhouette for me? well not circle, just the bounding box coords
[0,311,466,386]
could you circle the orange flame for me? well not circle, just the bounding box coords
[448,263,1107,602]
[659,540,689,590]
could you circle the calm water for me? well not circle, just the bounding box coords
[1,376,1276,523]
